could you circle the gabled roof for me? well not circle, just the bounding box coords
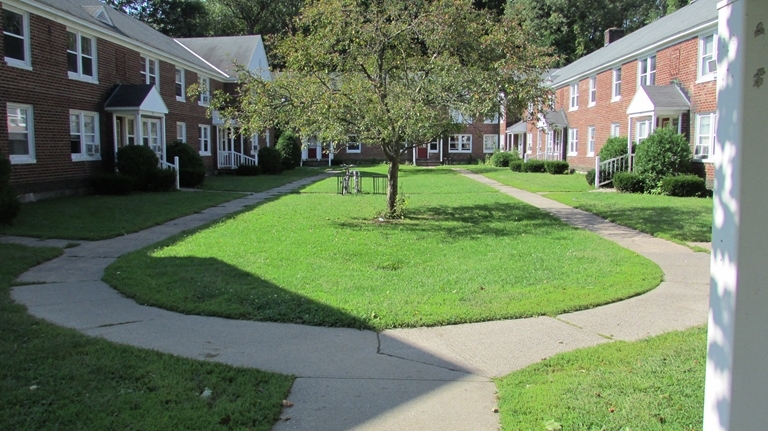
[105,84,168,115]
[506,121,528,133]
[550,0,718,87]
[627,85,691,116]
[29,0,227,79]
[176,36,271,80]
[544,110,568,128]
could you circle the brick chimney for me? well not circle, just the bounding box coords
[604,28,625,46]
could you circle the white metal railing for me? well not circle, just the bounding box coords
[159,156,180,190]
[526,151,563,161]
[217,151,258,169]
[595,154,634,188]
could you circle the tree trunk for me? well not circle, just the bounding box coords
[386,156,400,217]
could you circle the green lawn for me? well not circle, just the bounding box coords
[546,192,713,243]
[105,166,662,330]
[0,191,243,240]
[497,326,706,431]
[462,166,592,192]
[201,167,327,192]
[0,243,293,430]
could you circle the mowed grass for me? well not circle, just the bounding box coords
[462,166,592,192]
[201,167,327,192]
[0,243,293,430]
[105,166,662,330]
[497,326,706,431]
[0,191,243,240]
[546,192,713,243]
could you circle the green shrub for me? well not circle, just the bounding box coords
[634,127,692,191]
[167,141,206,188]
[660,174,708,197]
[0,154,10,186]
[258,146,284,175]
[509,160,524,172]
[146,168,177,192]
[599,136,630,161]
[613,172,646,193]
[489,151,519,167]
[92,173,134,195]
[0,185,21,226]
[586,168,596,186]
[276,131,302,170]
[117,145,159,190]
[331,158,345,166]
[522,160,546,173]
[236,164,261,176]
[544,160,569,175]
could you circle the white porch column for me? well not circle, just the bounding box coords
[161,116,167,162]
[112,115,118,170]
[136,114,143,147]
[439,137,443,162]
[704,0,768,430]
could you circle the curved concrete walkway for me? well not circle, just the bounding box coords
[5,170,710,431]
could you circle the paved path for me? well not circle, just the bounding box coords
[5,171,710,431]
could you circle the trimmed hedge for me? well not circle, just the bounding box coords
[613,172,646,193]
[236,164,261,176]
[522,160,546,173]
[634,127,691,190]
[489,151,519,167]
[544,160,569,175]
[92,173,134,195]
[167,141,205,188]
[117,145,159,191]
[258,146,284,175]
[509,160,524,172]
[0,155,20,226]
[660,174,708,197]
[276,131,302,170]
[146,168,177,192]
[599,136,630,161]
[586,168,596,186]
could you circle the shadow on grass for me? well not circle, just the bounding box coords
[574,203,712,242]
[107,255,372,330]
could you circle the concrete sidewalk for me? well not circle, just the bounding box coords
[5,170,710,431]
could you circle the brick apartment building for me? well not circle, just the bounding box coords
[506,0,718,185]
[1,0,270,200]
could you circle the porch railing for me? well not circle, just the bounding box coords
[218,151,258,169]
[159,156,180,190]
[525,151,563,161]
[595,154,634,188]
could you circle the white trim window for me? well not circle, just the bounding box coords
[449,134,471,153]
[250,134,259,155]
[587,126,596,156]
[428,139,439,153]
[569,83,579,110]
[6,103,34,164]
[67,30,97,82]
[612,67,622,100]
[636,119,651,143]
[175,68,185,101]
[198,125,211,155]
[176,122,186,143]
[698,33,717,81]
[2,7,31,69]
[588,76,597,106]
[483,134,498,153]
[70,110,100,161]
[526,133,532,153]
[568,128,578,155]
[638,54,656,86]
[140,56,159,87]
[483,113,500,124]
[610,123,620,137]
[126,118,136,146]
[346,135,361,153]
[695,112,716,160]
[198,76,210,106]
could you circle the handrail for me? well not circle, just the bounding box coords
[158,156,179,190]
[595,154,634,189]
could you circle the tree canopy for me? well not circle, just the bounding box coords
[212,0,553,215]
[104,0,209,37]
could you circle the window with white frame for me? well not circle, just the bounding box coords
[568,128,578,155]
[67,30,96,82]
[483,113,500,124]
[526,133,532,153]
[6,104,34,163]
[346,135,361,153]
[198,125,211,155]
[2,7,30,69]
[176,122,186,143]
[483,134,498,153]
[638,55,656,86]
[588,77,596,106]
[428,139,439,152]
[698,33,717,81]
[695,113,716,159]
[587,126,596,156]
[636,119,651,143]
[175,68,185,101]
[612,68,622,100]
[140,56,158,87]
[69,110,100,160]
[569,83,579,110]
[126,118,136,146]
[198,76,210,106]
[250,134,259,155]
[610,123,620,137]
[449,134,471,152]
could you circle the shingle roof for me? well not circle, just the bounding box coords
[544,110,568,128]
[32,0,226,78]
[177,36,264,77]
[643,85,691,109]
[550,0,718,87]
[104,84,154,109]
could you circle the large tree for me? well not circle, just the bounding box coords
[207,0,304,36]
[212,0,552,216]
